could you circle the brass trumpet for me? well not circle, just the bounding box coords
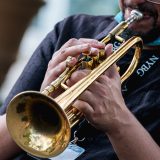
[6,10,143,158]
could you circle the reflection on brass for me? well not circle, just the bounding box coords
[6,10,143,158]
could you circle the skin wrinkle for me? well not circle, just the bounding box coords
[47,62,64,78]
[68,44,121,124]
[91,100,124,133]
[62,38,78,49]
[74,100,94,116]
[60,49,66,55]
[79,90,95,110]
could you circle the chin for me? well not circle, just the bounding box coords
[128,21,154,36]
[128,26,150,36]
[125,25,160,44]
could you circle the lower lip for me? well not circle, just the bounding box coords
[143,15,152,19]
[129,16,153,29]
[139,15,153,22]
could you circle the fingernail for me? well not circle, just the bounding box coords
[90,47,99,55]
[81,44,90,50]
[98,41,105,46]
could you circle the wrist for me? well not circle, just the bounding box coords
[0,115,21,159]
[105,107,135,137]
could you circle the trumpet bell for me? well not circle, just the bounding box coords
[6,91,71,158]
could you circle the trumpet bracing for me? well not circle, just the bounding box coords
[6,10,143,158]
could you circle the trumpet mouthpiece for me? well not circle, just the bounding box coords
[126,10,143,24]
[131,10,143,20]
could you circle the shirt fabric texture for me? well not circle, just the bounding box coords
[1,14,160,160]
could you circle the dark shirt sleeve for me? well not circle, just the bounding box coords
[0,23,61,115]
[0,14,114,115]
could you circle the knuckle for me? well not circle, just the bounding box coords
[78,38,85,41]
[47,59,54,69]
[89,113,99,124]
[44,69,53,80]
[79,38,98,44]
[52,50,58,57]
[60,48,67,55]
[78,70,89,77]
[105,76,112,84]
[91,39,99,44]
[68,38,78,45]
[79,44,90,50]
[101,87,109,96]
[105,75,112,83]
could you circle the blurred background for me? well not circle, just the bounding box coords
[0,0,119,104]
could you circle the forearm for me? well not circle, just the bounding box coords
[107,109,160,160]
[0,114,21,160]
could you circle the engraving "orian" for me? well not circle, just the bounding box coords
[136,55,159,77]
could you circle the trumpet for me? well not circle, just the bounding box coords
[6,10,143,158]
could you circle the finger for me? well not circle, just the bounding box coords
[73,99,94,117]
[45,61,67,83]
[61,38,105,50]
[59,44,101,58]
[48,55,77,70]
[105,44,113,57]
[53,38,105,59]
[49,44,91,69]
[96,74,110,85]
[50,45,102,71]
[78,38,105,48]
[60,38,79,50]
[50,38,105,69]
[41,60,68,91]
[78,90,96,109]
[66,69,91,87]
[104,44,119,79]
[45,57,77,85]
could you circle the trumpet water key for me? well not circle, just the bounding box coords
[6,10,143,158]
